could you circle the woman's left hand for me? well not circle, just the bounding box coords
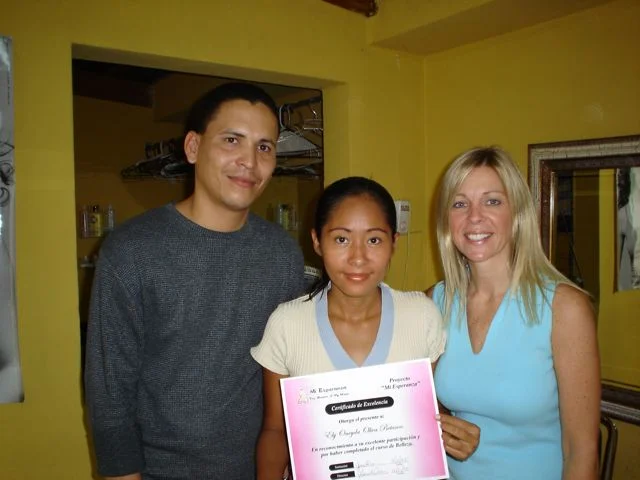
[437,413,480,460]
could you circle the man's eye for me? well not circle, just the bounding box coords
[258,144,272,153]
[224,137,238,144]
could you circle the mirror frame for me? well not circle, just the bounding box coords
[528,134,640,259]
[528,134,640,422]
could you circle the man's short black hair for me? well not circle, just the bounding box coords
[183,82,279,135]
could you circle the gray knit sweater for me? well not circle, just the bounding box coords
[84,204,305,479]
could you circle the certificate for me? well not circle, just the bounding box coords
[280,359,449,480]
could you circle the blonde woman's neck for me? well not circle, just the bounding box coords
[468,261,511,299]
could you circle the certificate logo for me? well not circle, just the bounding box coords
[298,388,309,404]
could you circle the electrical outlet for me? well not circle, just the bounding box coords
[394,200,411,235]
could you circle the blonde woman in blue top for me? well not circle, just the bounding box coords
[428,147,600,480]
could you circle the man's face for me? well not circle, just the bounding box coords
[185,99,279,215]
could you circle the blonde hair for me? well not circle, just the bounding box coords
[436,146,575,325]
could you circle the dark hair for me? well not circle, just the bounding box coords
[183,82,279,135]
[308,176,397,299]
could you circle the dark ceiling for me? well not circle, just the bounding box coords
[73,59,170,84]
[72,59,170,107]
[72,59,320,114]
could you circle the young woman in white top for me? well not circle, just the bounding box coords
[251,176,479,479]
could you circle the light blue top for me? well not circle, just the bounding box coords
[432,281,562,480]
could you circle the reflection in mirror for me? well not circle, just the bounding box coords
[552,170,600,301]
[617,167,640,291]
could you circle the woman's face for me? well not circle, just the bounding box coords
[448,166,513,269]
[312,194,397,299]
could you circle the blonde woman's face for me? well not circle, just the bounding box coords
[448,166,513,268]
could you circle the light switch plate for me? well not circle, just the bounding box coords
[394,200,411,235]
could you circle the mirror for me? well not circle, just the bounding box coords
[528,134,640,299]
[528,135,640,414]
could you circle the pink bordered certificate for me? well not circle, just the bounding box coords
[280,359,449,480]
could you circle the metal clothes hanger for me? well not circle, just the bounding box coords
[276,104,321,157]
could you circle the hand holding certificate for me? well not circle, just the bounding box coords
[281,359,449,480]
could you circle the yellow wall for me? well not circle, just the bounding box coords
[0,0,426,478]
[422,1,640,477]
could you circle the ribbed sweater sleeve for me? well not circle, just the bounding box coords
[85,254,145,476]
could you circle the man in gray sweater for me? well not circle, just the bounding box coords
[84,83,305,479]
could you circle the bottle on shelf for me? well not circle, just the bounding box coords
[289,204,298,231]
[79,205,90,238]
[104,204,116,233]
[277,204,290,230]
[79,255,94,269]
[89,204,102,237]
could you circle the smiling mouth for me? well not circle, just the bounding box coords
[345,273,370,281]
[465,233,492,241]
[229,176,257,188]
